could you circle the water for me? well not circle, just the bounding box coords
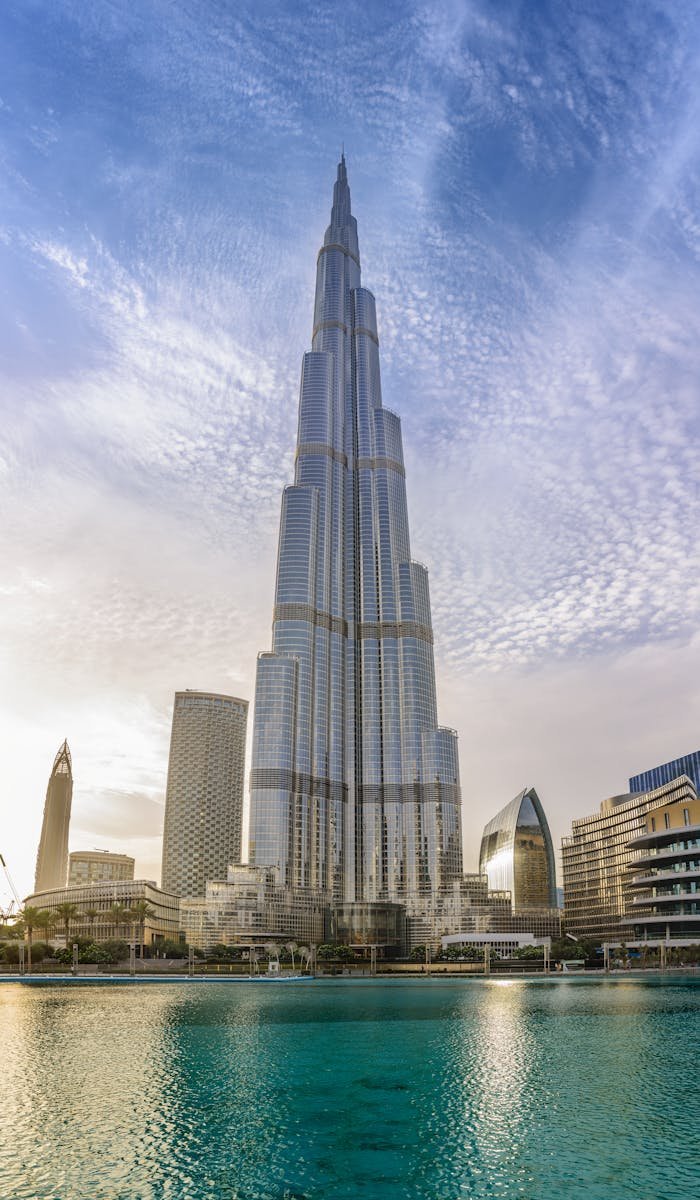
[0,977,698,1199]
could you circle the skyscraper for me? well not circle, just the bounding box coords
[161,691,248,898]
[249,157,463,910]
[479,787,557,909]
[34,739,73,893]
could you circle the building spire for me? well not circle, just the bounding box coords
[331,152,351,228]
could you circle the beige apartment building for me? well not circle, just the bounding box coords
[562,775,697,942]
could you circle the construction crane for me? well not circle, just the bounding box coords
[0,853,22,920]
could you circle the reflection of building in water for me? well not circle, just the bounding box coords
[22,879,181,945]
[562,775,696,942]
[34,741,73,893]
[68,850,135,885]
[180,865,326,950]
[480,787,557,909]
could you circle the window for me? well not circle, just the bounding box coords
[651,817,656,832]
[664,812,671,830]
[684,808,691,827]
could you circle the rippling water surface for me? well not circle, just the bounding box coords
[0,977,698,1199]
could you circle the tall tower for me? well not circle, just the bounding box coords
[161,691,248,898]
[34,740,73,892]
[249,157,463,906]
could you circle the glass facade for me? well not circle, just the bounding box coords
[629,749,700,796]
[249,157,462,905]
[479,787,557,909]
[34,740,73,893]
[180,865,327,951]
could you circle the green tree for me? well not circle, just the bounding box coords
[317,943,356,962]
[19,905,42,971]
[83,907,100,939]
[513,945,545,960]
[106,903,131,939]
[55,902,83,949]
[127,900,156,959]
[34,909,55,946]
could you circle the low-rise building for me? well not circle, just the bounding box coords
[23,880,181,946]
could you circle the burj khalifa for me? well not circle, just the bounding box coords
[249,157,462,909]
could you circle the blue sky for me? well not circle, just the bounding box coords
[2,0,699,900]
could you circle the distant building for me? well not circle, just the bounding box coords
[629,749,700,796]
[23,879,181,946]
[161,691,248,898]
[562,775,696,941]
[623,791,700,945]
[479,787,557,909]
[68,850,135,886]
[34,740,73,893]
[179,865,326,950]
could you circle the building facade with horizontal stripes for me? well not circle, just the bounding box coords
[249,158,462,914]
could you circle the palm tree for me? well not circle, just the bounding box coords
[106,903,130,940]
[19,905,42,971]
[298,945,310,974]
[55,902,82,949]
[264,942,280,972]
[285,941,298,973]
[83,907,100,941]
[34,909,55,951]
[127,900,156,959]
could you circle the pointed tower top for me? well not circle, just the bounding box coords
[331,152,351,228]
[51,740,72,777]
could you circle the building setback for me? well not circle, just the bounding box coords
[34,740,73,893]
[161,691,248,898]
[249,157,463,915]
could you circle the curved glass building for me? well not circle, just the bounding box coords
[479,787,556,909]
[34,740,73,893]
[249,157,463,905]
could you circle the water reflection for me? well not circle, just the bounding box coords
[0,980,699,1200]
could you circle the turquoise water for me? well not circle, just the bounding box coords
[0,977,698,1199]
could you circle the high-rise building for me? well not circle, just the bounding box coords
[561,775,696,941]
[479,786,557,909]
[34,740,73,893]
[68,850,135,885]
[249,157,463,914]
[629,749,700,796]
[161,691,248,898]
